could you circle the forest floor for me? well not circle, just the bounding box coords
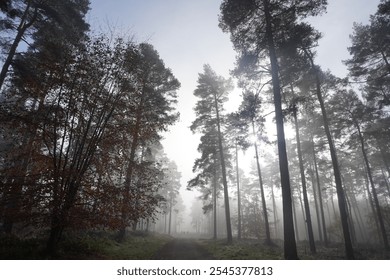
[153,238,215,259]
[200,238,390,260]
[1,232,390,260]
[0,231,172,259]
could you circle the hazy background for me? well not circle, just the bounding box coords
[87,0,380,230]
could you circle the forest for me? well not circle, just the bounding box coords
[0,0,389,260]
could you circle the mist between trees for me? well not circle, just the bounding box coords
[0,0,389,260]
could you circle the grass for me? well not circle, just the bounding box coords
[0,231,172,260]
[199,238,390,260]
[95,232,172,259]
[2,233,389,260]
[200,239,283,260]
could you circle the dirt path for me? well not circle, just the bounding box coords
[153,239,215,260]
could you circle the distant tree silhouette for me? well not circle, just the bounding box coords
[190,64,234,243]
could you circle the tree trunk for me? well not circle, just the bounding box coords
[343,186,357,245]
[304,48,354,259]
[293,107,316,253]
[271,183,279,239]
[164,212,167,234]
[118,91,145,241]
[168,196,173,235]
[325,202,332,242]
[0,2,37,90]
[329,188,337,220]
[235,143,242,240]
[252,122,271,244]
[296,182,308,241]
[311,135,328,245]
[46,214,64,257]
[213,163,218,240]
[309,166,323,243]
[349,190,367,243]
[263,0,298,259]
[291,190,300,242]
[213,93,233,244]
[356,124,389,250]
[46,180,80,257]
[363,172,380,242]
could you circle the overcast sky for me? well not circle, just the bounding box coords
[87,0,381,214]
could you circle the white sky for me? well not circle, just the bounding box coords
[87,0,380,220]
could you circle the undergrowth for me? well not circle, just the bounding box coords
[0,231,171,260]
[200,238,390,260]
[200,239,283,260]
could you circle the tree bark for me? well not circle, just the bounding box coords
[263,0,298,259]
[296,182,308,241]
[311,135,328,245]
[293,107,316,253]
[356,124,389,250]
[213,160,218,240]
[349,189,367,243]
[271,183,279,239]
[291,190,300,242]
[46,180,80,257]
[309,166,323,243]
[213,92,233,244]
[168,195,173,235]
[46,214,64,257]
[343,186,357,245]
[118,90,145,241]
[235,143,242,240]
[317,80,354,258]
[251,122,271,244]
[303,48,354,259]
